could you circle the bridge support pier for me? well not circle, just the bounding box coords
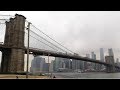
[106,65,115,73]
[1,14,26,73]
[105,56,115,73]
[1,49,25,73]
[1,49,11,72]
[9,49,25,73]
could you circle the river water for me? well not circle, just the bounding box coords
[53,72,120,79]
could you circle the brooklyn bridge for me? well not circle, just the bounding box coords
[0,14,120,74]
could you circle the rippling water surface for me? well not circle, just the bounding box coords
[53,72,120,79]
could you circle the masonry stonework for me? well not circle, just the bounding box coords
[1,14,26,73]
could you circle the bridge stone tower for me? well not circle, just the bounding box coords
[1,14,26,73]
[105,56,115,73]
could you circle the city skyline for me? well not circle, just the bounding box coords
[1,12,120,78]
[1,11,120,67]
[29,48,119,73]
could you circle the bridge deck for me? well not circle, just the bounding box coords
[0,44,120,68]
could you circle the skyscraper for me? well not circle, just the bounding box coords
[86,54,90,58]
[108,48,115,63]
[91,52,96,70]
[54,57,65,71]
[94,54,96,60]
[49,60,54,72]
[43,63,49,72]
[116,58,120,66]
[100,48,104,62]
[108,48,114,57]
[30,56,45,74]
[91,52,95,59]
[63,58,71,69]
[72,59,77,70]
[84,54,90,70]
[116,58,119,63]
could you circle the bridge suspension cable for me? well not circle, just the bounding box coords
[25,27,68,53]
[0,20,6,42]
[26,22,75,54]
[24,26,66,52]
[0,14,13,16]
[24,31,59,52]
[0,14,14,20]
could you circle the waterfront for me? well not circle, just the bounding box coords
[0,74,48,79]
[0,72,120,79]
[53,72,120,79]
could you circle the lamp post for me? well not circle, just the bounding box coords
[26,22,31,79]
[48,53,50,78]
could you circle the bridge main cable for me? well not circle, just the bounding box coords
[28,22,75,54]
[24,31,59,52]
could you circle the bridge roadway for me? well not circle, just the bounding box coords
[0,44,120,69]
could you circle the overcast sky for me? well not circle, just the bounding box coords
[0,11,120,68]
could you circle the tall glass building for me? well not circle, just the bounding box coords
[30,56,45,74]
[108,48,114,57]
[100,48,104,62]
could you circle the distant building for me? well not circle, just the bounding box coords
[85,54,91,70]
[86,54,90,58]
[53,60,56,71]
[49,60,54,72]
[105,56,115,72]
[80,61,84,70]
[116,58,119,63]
[62,58,71,69]
[100,48,104,62]
[94,54,96,60]
[53,57,73,72]
[72,59,77,70]
[69,60,72,69]
[107,48,115,64]
[108,48,114,57]
[91,52,96,70]
[83,54,91,70]
[72,53,78,70]
[83,61,88,70]
[72,59,84,71]
[115,58,120,66]
[30,56,45,74]
[43,63,49,72]
[54,57,65,71]
[91,52,95,59]
[100,48,105,70]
